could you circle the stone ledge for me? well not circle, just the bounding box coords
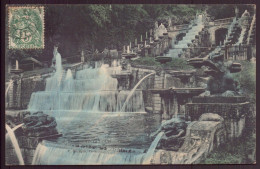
[186,102,250,121]
[192,96,247,103]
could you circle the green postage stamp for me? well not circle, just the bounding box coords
[8,6,44,49]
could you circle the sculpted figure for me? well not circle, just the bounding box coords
[22,111,58,137]
[150,117,190,149]
[188,49,241,96]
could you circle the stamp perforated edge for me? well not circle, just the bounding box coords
[8,5,45,49]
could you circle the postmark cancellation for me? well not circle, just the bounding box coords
[8,6,45,49]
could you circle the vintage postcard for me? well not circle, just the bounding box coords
[5,4,256,165]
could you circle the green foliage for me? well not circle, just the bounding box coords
[131,57,193,70]
[232,61,256,102]
[207,4,254,20]
[164,57,194,70]
[131,57,160,67]
[201,133,256,164]
[6,4,255,64]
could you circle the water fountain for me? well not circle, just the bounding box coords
[26,47,161,165]
[120,72,155,112]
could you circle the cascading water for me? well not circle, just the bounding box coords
[236,11,251,45]
[32,141,145,165]
[247,14,256,44]
[166,15,204,58]
[28,63,145,113]
[236,27,246,45]
[29,48,161,164]
[224,17,237,45]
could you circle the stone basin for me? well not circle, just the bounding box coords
[155,56,172,64]
[122,53,137,59]
[230,62,242,73]
[10,69,24,74]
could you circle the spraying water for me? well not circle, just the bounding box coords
[46,47,63,91]
[142,132,164,164]
[120,72,155,112]
[6,124,24,165]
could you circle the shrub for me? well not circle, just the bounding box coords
[232,61,256,103]
[130,57,193,70]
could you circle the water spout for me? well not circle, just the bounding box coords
[142,131,164,164]
[6,123,24,137]
[6,124,24,165]
[120,72,155,112]
[65,69,73,80]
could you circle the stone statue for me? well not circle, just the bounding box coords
[121,58,128,70]
[154,21,158,30]
[51,46,58,68]
[150,117,190,149]
[168,17,172,27]
[22,111,58,137]
[188,49,241,96]
[158,23,167,37]
[154,21,159,40]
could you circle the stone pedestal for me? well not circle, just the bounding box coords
[185,96,250,139]
[8,70,23,109]
[111,73,132,90]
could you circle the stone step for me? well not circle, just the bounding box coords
[153,97,161,101]
[153,94,160,97]
[153,107,161,111]
[153,98,161,101]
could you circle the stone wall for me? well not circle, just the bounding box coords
[20,76,46,109]
[130,67,155,90]
[185,96,250,139]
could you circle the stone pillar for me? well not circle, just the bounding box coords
[81,50,85,63]
[209,29,216,45]
[9,73,23,109]
[16,77,22,108]
[161,95,171,120]
[235,6,239,19]
[173,94,178,117]
[144,47,149,57]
